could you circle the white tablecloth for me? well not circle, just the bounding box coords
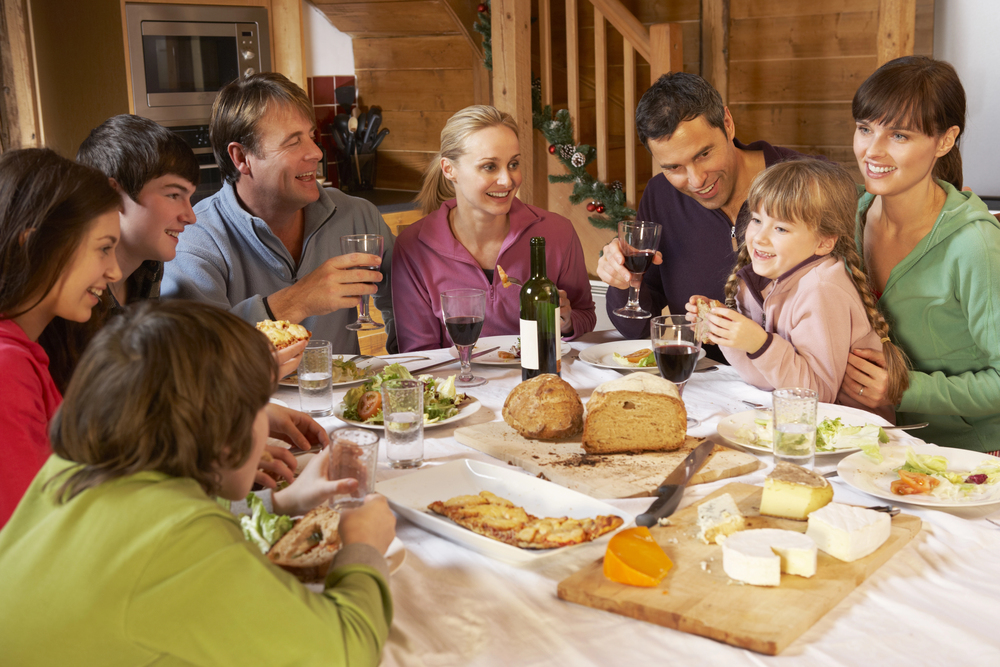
[273,331,1000,665]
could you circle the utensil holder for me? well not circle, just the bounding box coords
[336,151,377,192]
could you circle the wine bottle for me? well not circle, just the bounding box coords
[519,237,561,380]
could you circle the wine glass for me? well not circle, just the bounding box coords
[651,314,702,427]
[613,220,662,319]
[340,234,385,331]
[440,288,487,388]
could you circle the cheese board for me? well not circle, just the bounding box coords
[556,483,922,655]
[453,421,761,499]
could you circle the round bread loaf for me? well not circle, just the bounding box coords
[502,374,584,439]
[582,373,687,453]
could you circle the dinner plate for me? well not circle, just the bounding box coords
[837,444,1000,508]
[717,403,893,456]
[278,357,388,388]
[578,340,705,372]
[448,335,572,366]
[376,459,633,564]
[304,537,406,592]
[269,398,289,408]
[333,396,481,430]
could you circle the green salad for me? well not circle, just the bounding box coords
[735,414,889,453]
[342,363,467,425]
[613,350,656,367]
[239,493,293,554]
[862,446,1000,500]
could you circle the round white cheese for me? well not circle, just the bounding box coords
[806,503,891,562]
[722,528,817,586]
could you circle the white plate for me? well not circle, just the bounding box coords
[279,357,388,388]
[838,444,1000,508]
[333,396,482,430]
[717,403,893,456]
[448,334,572,366]
[376,459,633,564]
[304,537,405,592]
[269,398,289,408]
[578,339,705,373]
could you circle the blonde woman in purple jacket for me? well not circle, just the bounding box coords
[392,105,595,352]
[686,159,908,422]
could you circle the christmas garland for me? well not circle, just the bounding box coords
[474,2,635,231]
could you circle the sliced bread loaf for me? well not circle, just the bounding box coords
[582,373,686,453]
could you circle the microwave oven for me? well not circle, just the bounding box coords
[125,3,271,126]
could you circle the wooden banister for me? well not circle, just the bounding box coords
[588,0,650,63]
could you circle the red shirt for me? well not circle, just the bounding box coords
[0,319,62,526]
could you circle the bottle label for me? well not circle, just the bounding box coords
[520,318,539,369]
[554,306,561,360]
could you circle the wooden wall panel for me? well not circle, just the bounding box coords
[729,102,855,147]
[378,110,451,151]
[355,69,473,111]
[730,56,876,103]
[317,1,460,36]
[730,12,877,61]
[731,0,874,19]
[377,149,436,190]
[354,35,471,69]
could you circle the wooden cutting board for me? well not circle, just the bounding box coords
[557,483,923,655]
[453,421,760,499]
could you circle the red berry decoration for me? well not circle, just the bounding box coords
[477,3,487,12]
[548,144,556,154]
[586,202,596,212]
[596,204,606,214]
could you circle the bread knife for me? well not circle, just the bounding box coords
[408,347,500,374]
[635,440,716,527]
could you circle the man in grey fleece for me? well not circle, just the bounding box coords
[163,72,395,353]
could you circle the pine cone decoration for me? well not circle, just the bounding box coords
[610,180,623,192]
[559,144,575,161]
[571,151,586,168]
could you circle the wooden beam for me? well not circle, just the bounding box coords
[442,0,486,57]
[0,0,39,150]
[492,0,534,205]
[271,0,306,90]
[701,0,730,104]
[877,0,915,66]
[650,23,684,82]
[566,0,580,144]
[589,0,650,63]
[623,40,636,207]
[594,8,608,184]
[538,0,552,107]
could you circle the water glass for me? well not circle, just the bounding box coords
[328,427,379,508]
[772,387,818,469]
[298,340,333,416]
[381,379,424,468]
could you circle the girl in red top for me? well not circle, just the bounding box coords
[0,148,121,524]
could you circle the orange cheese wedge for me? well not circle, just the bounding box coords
[603,526,673,587]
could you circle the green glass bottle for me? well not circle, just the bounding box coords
[520,237,561,380]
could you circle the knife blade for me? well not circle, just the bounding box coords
[408,346,500,374]
[635,440,716,527]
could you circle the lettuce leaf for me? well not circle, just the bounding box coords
[239,493,293,554]
[612,351,656,367]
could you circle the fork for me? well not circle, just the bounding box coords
[347,354,430,363]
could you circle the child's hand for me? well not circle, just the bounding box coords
[265,403,330,452]
[684,295,711,323]
[254,445,297,489]
[340,494,397,555]
[274,339,307,379]
[272,447,359,516]
[702,307,768,354]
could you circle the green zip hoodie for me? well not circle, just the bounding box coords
[857,181,1000,452]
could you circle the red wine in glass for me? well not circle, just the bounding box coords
[340,234,385,331]
[445,316,484,347]
[654,344,700,383]
[622,250,656,274]
[614,221,662,320]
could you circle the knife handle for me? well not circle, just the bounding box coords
[635,485,682,527]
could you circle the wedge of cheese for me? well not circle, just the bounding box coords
[759,462,834,520]
[697,493,745,544]
[722,529,817,586]
[806,503,891,562]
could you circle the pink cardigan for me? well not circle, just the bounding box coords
[392,198,596,352]
[0,319,62,525]
[723,255,894,422]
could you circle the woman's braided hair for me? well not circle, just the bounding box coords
[729,158,909,403]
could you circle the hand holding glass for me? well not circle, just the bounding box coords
[340,234,384,331]
[440,288,487,387]
[614,220,662,319]
[651,314,702,427]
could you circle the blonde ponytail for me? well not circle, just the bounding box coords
[413,105,520,216]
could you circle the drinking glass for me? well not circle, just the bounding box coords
[340,234,385,331]
[651,315,703,428]
[381,379,424,468]
[440,288,487,387]
[772,387,818,469]
[328,427,379,508]
[614,220,662,319]
[298,339,333,416]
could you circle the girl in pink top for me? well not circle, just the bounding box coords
[0,148,122,524]
[687,159,908,421]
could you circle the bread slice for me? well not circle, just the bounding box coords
[502,374,583,439]
[267,505,341,583]
[694,298,723,343]
[582,373,687,453]
[256,319,312,350]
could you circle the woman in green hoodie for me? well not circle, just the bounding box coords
[840,56,1000,453]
